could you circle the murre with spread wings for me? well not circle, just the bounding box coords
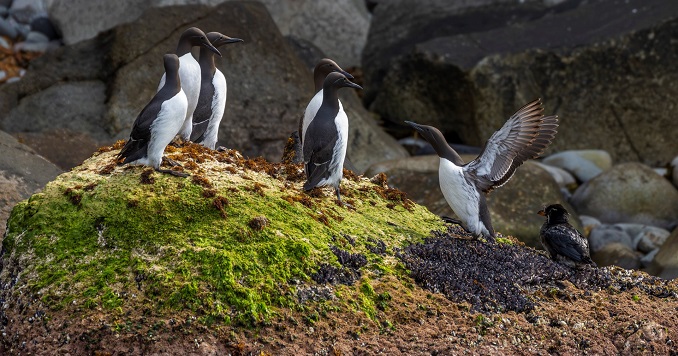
[406,99,558,240]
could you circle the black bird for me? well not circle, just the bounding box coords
[538,204,596,268]
[406,99,558,240]
[118,54,189,177]
[303,72,362,205]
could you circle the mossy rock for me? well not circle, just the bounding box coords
[0,142,444,332]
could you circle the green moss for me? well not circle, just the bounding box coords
[2,148,445,327]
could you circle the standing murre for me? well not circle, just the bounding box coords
[118,54,189,177]
[303,72,362,206]
[191,32,243,150]
[538,204,596,268]
[157,27,221,142]
[406,99,558,240]
[299,58,354,147]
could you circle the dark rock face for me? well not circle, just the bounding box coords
[364,0,678,165]
[0,130,63,236]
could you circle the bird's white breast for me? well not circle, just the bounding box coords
[439,158,483,235]
[302,89,344,145]
[315,106,349,188]
[200,70,227,149]
[145,90,188,167]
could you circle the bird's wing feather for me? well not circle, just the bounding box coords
[545,224,591,262]
[465,99,558,193]
[303,138,335,190]
[118,98,163,160]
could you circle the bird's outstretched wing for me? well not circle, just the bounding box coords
[465,99,558,192]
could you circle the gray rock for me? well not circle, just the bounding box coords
[671,155,678,188]
[588,224,633,253]
[1,81,108,169]
[592,242,641,270]
[0,16,17,38]
[630,225,671,253]
[363,0,678,166]
[647,228,678,279]
[579,215,601,233]
[570,163,678,230]
[532,161,576,188]
[0,129,63,236]
[542,150,612,182]
[640,248,659,269]
[48,0,369,66]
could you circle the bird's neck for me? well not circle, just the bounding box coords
[176,39,193,57]
[313,72,325,93]
[199,49,217,77]
[435,140,464,166]
[321,87,340,110]
[163,71,181,95]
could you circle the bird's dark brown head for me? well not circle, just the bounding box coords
[314,58,354,92]
[538,204,570,224]
[163,53,180,74]
[404,121,453,158]
[182,27,222,57]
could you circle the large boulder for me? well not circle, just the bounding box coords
[363,0,678,166]
[542,150,612,183]
[48,0,369,66]
[0,130,62,236]
[647,228,678,279]
[570,163,678,230]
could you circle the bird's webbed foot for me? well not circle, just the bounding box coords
[162,156,182,167]
[216,146,228,152]
[336,187,354,210]
[441,216,463,225]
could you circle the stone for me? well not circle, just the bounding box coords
[630,225,671,253]
[671,155,678,188]
[592,242,641,270]
[48,0,369,66]
[541,150,612,182]
[578,215,601,236]
[647,228,678,279]
[570,163,678,230]
[640,249,659,269]
[363,0,678,166]
[587,224,633,254]
[1,81,108,170]
[532,161,576,188]
[0,130,63,236]
[0,16,18,38]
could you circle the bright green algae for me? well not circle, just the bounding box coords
[2,145,444,325]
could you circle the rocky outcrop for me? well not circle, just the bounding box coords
[570,163,678,230]
[48,0,369,66]
[0,129,62,236]
[647,227,678,279]
[363,0,678,165]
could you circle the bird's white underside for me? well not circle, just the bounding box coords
[440,158,491,237]
[158,53,201,141]
[198,70,226,149]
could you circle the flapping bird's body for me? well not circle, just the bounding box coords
[406,99,559,239]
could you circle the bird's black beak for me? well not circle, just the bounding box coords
[339,69,354,80]
[217,37,244,46]
[202,39,222,57]
[537,209,546,216]
[344,80,362,90]
[405,121,424,133]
